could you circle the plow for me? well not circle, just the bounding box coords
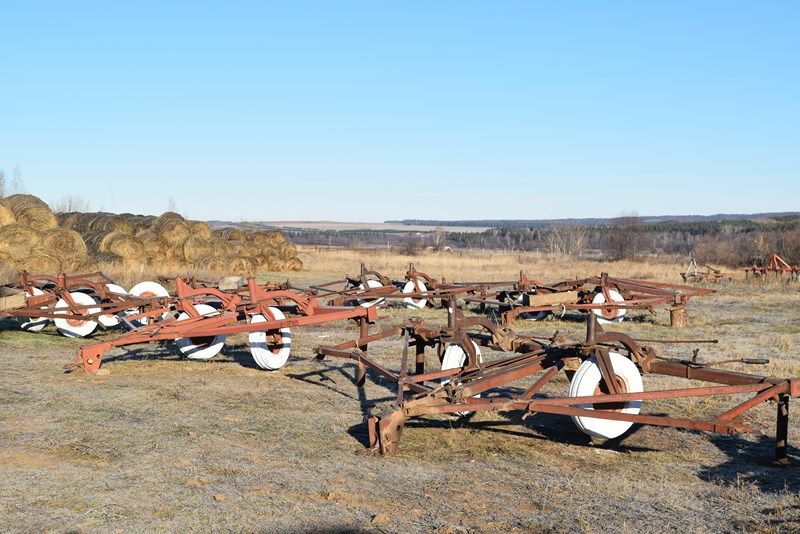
[681,258,732,283]
[70,276,376,373]
[466,272,713,327]
[315,308,798,464]
[745,253,800,280]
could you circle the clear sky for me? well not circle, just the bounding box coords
[1,2,797,222]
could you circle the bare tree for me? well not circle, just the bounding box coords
[430,226,447,252]
[11,165,24,193]
[167,197,177,212]
[0,169,5,198]
[604,212,644,260]
[51,195,92,214]
[401,233,424,255]
[544,223,587,255]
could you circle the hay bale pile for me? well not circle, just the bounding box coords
[58,209,302,273]
[0,193,302,274]
[0,195,91,272]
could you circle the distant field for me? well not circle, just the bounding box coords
[223,220,493,233]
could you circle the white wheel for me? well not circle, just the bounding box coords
[356,279,386,308]
[20,287,48,332]
[129,281,170,325]
[402,280,428,309]
[591,289,626,324]
[53,291,100,338]
[440,341,483,415]
[248,307,292,370]
[568,352,643,439]
[97,283,128,327]
[175,303,226,360]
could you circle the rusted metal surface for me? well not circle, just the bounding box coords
[470,271,713,326]
[315,310,798,464]
[70,276,377,373]
[745,253,800,280]
[309,263,514,309]
[681,258,732,283]
[0,271,163,324]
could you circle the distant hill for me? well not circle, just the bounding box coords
[386,212,800,228]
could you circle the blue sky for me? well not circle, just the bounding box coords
[1,2,797,221]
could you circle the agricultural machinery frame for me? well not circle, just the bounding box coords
[315,309,798,465]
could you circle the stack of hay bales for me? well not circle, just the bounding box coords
[0,195,91,272]
[1,192,302,274]
[58,209,302,273]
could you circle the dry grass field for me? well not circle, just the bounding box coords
[1,247,799,532]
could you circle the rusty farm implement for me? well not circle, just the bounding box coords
[0,271,169,338]
[468,272,713,327]
[745,253,800,280]
[314,308,798,465]
[309,263,510,309]
[70,276,376,373]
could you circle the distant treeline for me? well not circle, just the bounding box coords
[282,215,800,267]
[387,212,800,228]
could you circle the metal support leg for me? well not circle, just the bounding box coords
[775,394,790,467]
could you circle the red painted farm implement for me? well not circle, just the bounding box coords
[468,272,713,327]
[71,277,376,373]
[745,253,800,280]
[0,271,166,338]
[315,309,798,465]
[309,263,509,310]
[681,258,732,283]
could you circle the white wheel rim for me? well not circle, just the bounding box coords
[568,352,643,439]
[248,307,292,370]
[129,281,170,325]
[175,303,226,359]
[53,291,100,338]
[402,280,428,309]
[97,283,128,327]
[357,279,386,308]
[20,287,48,332]
[440,341,482,415]
[591,289,626,324]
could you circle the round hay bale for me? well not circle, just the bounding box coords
[60,253,93,273]
[182,235,215,264]
[157,219,191,246]
[234,241,261,258]
[39,228,88,257]
[153,211,185,229]
[104,233,144,260]
[92,252,123,265]
[285,257,303,271]
[252,231,285,248]
[252,254,273,269]
[82,231,107,252]
[275,241,298,260]
[0,224,41,259]
[0,250,14,265]
[0,199,16,226]
[139,232,168,255]
[21,253,61,274]
[229,257,255,276]
[6,194,48,214]
[57,212,80,229]
[189,221,213,239]
[193,255,228,272]
[209,238,234,258]
[218,227,246,241]
[15,206,58,231]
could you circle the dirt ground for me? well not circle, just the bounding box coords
[1,260,799,532]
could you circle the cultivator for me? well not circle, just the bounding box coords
[467,272,713,327]
[745,253,800,280]
[0,271,166,337]
[70,276,376,373]
[309,263,509,309]
[681,258,732,283]
[315,308,799,464]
